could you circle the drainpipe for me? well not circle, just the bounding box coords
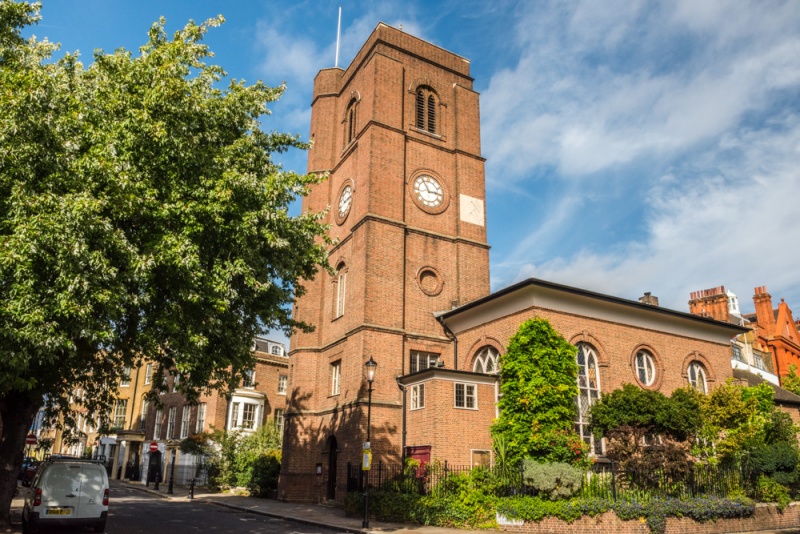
[436,315,458,370]
[396,378,407,466]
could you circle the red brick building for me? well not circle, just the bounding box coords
[689,285,800,386]
[280,23,746,503]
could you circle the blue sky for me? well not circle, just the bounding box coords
[25,1,800,344]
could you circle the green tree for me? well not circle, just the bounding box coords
[781,364,800,397]
[0,1,329,523]
[590,385,702,476]
[490,318,586,466]
[696,381,773,463]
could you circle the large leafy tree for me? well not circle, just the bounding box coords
[490,318,587,466]
[0,1,328,523]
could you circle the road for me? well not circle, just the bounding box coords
[10,483,350,534]
[108,484,348,534]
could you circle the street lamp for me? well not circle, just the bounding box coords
[363,356,377,529]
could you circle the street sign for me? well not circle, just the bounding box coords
[25,434,37,446]
[362,449,372,471]
[149,441,159,452]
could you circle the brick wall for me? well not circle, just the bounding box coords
[500,502,800,534]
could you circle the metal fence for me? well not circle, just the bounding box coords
[346,460,756,501]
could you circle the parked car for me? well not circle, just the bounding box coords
[20,461,40,487]
[18,457,36,480]
[22,457,109,533]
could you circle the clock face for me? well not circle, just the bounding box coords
[338,184,352,219]
[413,175,444,208]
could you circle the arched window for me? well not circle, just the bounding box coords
[415,87,437,134]
[472,346,499,374]
[334,263,346,319]
[345,98,358,145]
[634,350,656,386]
[688,361,708,393]
[576,343,602,454]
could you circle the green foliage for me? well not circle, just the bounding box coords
[522,460,583,500]
[590,385,700,476]
[750,441,799,487]
[201,422,282,493]
[590,385,701,440]
[756,475,791,511]
[697,380,776,463]
[0,0,329,511]
[234,423,282,488]
[491,318,585,466]
[782,364,800,397]
[248,450,281,497]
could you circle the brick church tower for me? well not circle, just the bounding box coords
[278,23,490,502]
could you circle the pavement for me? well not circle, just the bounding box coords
[112,479,462,534]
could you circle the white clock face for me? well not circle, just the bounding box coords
[413,175,444,208]
[338,185,352,219]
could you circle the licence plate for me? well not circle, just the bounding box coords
[46,507,72,516]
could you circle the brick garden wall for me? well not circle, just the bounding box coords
[500,502,800,534]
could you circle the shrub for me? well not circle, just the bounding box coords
[757,474,792,511]
[522,460,583,500]
[491,318,585,466]
[750,441,800,488]
[247,450,281,497]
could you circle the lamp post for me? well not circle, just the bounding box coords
[363,356,377,529]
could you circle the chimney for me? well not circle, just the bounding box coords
[639,292,659,306]
[753,286,776,332]
[688,285,730,322]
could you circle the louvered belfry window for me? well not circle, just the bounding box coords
[415,87,437,134]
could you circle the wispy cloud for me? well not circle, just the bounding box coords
[485,0,800,311]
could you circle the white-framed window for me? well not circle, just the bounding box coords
[454,383,476,409]
[410,351,438,373]
[274,409,284,436]
[471,450,491,467]
[154,408,163,439]
[688,361,708,393]
[241,403,257,429]
[271,345,282,356]
[576,343,603,455]
[634,350,656,386]
[144,363,153,385]
[120,366,132,387]
[473,346,499,374]
[242,369,255,388]
[196,403,206,433]
[278,375,287,395]
[180,405,191,438]
[113,400,127,428]
[172,373,180,392]
[410,383,425,410]
[331,361,341,396]
[140,399,149,430]
[166,406,176,438]
[231,402,240,428]
[335,266,346,318]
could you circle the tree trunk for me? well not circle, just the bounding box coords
[0,391,40,528]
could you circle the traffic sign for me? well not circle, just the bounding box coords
[149,441,159,452]
[25,434,37,446]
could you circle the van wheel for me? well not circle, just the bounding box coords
[94,520,106,532]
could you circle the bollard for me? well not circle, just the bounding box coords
[154,472,160,491]
[189,478,195,500]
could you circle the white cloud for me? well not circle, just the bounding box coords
[483,1,800,312]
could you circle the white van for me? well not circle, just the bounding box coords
[22,457,109,533]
